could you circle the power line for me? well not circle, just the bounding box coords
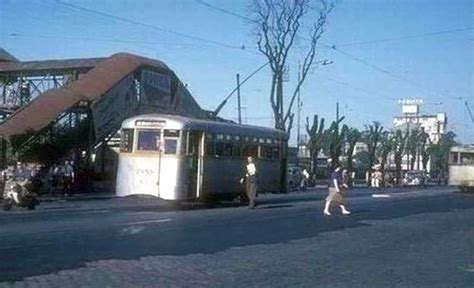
[53,0,249,51]
[6,33,224,48]
[195,0,253,22]
[338,27,474,47]
[325,46,466,102]
[195,0,473,48]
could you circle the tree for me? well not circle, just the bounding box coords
[250,0,334,133]
[406,128,421,171]
[392,129,408,185]
[419,129,431,171]
[344,127,361,177]
[324,118,345,168]
[353,150,370,176]
[428,131,457,183]
[377,131,393,185]
[363,121,384,172]
[305,114,325,172]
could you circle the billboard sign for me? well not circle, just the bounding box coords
[402,104,419,114]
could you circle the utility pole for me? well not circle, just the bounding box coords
[296,64,301,149]
[236,73,242,124]
[336,102,340,131]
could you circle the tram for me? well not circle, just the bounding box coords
[115,114,288,200]
[448,145,474,192]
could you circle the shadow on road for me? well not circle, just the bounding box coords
[1,190,472,283]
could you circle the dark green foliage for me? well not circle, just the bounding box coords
[305,114,325,172]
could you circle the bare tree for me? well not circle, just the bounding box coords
[250,0,334,133]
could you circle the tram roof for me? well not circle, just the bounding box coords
[450,144,474,153]
[122,114,288,138]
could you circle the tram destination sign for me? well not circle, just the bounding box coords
[135,120,166,128]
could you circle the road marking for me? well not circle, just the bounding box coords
[372,194,391,198]
[90,209,111,213]
[120,226,145,235]
[460,264,474,273]
[125,218,172,225]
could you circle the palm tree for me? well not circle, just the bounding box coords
[363,121,384,180]
[305,115,325,172]
[378,131,393,186]
[344,127,361,179]
[419,129,431,171]
[325,118,345,168]
[406,128,421,170]
[392,129,408,185]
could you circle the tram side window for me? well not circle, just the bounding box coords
[460,153,474,165]
[215,142,225,157]
[450,152,459,165]
[120,129,134,153]
[260,145,273,160]
[233,143,242,158]
[243,144,258,158]
[205,137,215,156]
[137,130,161,151]
[272,147,280,160]
[224,143,233,157]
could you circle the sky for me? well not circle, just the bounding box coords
[0,0,473,144]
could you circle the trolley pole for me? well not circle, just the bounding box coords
[236,73,242,124]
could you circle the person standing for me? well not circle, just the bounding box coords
[48,164,60,196]
[300,168,310,190]
[240,156,258,209]
[324,165,350,216]
[62,160,75,196]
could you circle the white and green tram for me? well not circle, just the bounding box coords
[116,114,288,200]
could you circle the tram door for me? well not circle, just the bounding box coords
[187,131,203,198]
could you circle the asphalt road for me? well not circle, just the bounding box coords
[0,187,473,287]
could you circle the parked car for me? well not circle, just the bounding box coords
[287,166,303,191]
[403,170,428,186]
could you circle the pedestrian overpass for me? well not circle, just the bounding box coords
[0,50,210,180]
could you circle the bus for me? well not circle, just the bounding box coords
[448,145,474,192]
[115,114,288,200]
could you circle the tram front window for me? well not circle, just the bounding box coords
[164,129,179,154]
[137,130,161,151]
[164,139,177,154]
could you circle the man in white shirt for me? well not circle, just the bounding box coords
[240,156,258,209]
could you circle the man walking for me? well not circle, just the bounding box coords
[240,156,258,209]
[324,164,351,216]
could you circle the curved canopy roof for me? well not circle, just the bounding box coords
[0,53,177,138]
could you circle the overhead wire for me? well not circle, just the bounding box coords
[52,0,254,52]
[6,33,227,49]
[338,27,474,47]
[195,0,471,102]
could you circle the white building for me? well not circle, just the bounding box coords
[393,113,447,144]
[392,99,448,171]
